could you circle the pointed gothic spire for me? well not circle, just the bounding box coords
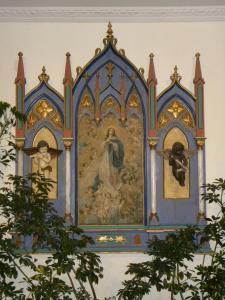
[148,53,157,85]
[193,53,205,85]
[15,52,26,85]
[63,52,73,85]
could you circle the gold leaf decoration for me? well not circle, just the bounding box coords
[36,100,53,118]
[182,112,194,128]
[51,112,63,129]
[167,101,184,119]
[101,97,120,114]
[81,92,91,108]
[27,112,39,129]
[96,235,127,243]
[128,91,139,108]
[158,113,170,129]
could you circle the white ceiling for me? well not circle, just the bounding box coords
[0,0,224,22]
[1,0,225,7]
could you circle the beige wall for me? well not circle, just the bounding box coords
[0,22,225,299]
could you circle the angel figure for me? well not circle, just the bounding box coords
[24,140,62,179]
[158,142,195,187]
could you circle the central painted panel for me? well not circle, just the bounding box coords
[78,110,144,225]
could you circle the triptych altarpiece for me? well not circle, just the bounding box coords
[15,23,206,251]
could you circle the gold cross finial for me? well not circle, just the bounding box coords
[170,65,182,83]
[38,66,50,83]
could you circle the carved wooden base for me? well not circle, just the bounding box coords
[149,212,159,225]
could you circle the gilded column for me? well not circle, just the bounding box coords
[147,53,159,224]
[63,52,73,223]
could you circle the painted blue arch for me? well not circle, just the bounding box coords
[24,82,64,122]
[100,85,121,103]
[156,121,199,225]
[72,43,149,226]
[157,83,196,122]
[72,45,148,116]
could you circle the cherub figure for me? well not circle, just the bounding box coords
[158,142,195,187]
[24,140,62,179]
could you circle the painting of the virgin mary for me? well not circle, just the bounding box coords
[98,127,124,191]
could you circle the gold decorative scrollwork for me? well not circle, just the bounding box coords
[36,100,53,118]
[138,68,145,77]
[81,93,91,108]
[96,235,127,243]
[95,48,101,56]
[27,112,38,129]
[76,66,83,78]
[27,100,63,130]
[182,112,194,128]
[51,112,63,129]
[79,90,93,116]
[127,89,140,109]
[158,113,170,129]
[101,97,120,114]
[167,101,184,119]
[119,49,126,56]
[159,102,194,131]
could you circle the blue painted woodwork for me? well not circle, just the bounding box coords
[18,37,206,251]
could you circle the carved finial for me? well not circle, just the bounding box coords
[63,52,73,85]
[194,52,205,85]
[15,52,26,85]
[107,21,113,38]
[103,22,117,47]
[38,66,49,83]
[150,53,154,59]
[148,53,157,85]
[170,65,182,83]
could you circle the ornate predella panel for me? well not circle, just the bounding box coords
[77,113,144,225]
[163,127,189,199]
[32,127,58,199]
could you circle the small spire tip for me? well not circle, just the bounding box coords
[150,53,154,59]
